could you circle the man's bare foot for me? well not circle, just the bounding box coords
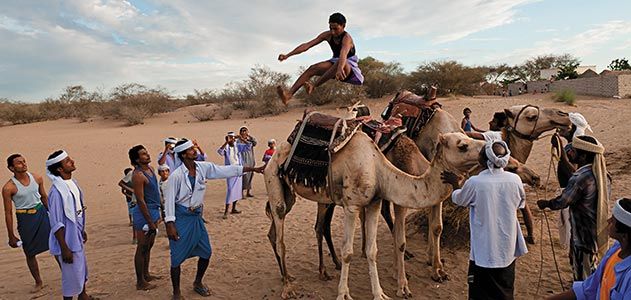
[145,274,162,282]
[303,81,314,95]
[30,282,45,293]
[136,282,157,291]
[230,209,242,214]
[172,293,185,300]
[276,86,290,105]
[222,214,228,220]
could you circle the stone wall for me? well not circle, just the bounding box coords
[618,74,631,98]
[548,75,620,97]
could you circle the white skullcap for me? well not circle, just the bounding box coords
[227,131,237,137]
[164,137,178,144]
[613,199,631,227]
[485,140,511,169]
[158,164,170,171]
[268,139,276,144]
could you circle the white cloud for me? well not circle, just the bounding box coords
[0,0,567,100]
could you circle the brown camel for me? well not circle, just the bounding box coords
[314,133,541,288]
[414,106,570,244]
[264,132,485,299]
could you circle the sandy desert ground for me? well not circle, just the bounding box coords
[0,93,630,300]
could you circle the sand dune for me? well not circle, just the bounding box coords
[1,94,629,299]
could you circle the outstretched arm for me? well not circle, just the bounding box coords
[278,32,328,61]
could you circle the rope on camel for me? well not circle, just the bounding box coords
[535,135,566,297]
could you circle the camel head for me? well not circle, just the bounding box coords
[504,105,571,139]
[503,157,541,187]
[435,132,486,173]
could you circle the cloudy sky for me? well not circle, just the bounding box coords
[2,0,630,101]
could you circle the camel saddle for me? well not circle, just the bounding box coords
[381,89,441,138]
[361,117,407,152]
[282,110,366,191]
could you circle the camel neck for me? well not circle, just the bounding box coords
[375,152,451,209]
[506,130,533,164]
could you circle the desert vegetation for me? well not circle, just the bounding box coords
[2,53,623,126]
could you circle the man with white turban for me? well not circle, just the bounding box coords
[164,138,263,299]
[545,198,631,300]
[442,141,528,300]
[45,150,94,299]
[551,112,593,249]
[538,135,611,281]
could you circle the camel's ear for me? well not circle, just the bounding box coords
[504,108,514,119]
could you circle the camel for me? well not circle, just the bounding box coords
[313,133,541,284]
[264,131,485,299]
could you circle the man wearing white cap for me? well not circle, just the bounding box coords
[442,141,528,300]
[45,150,94,300]
[164,138,263,299]
[546,198,631,300]
[538,135,611,280]
[158,137,178,171]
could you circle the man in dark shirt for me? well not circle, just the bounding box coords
[538,135,611,280]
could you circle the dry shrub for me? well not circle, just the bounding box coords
[302,79,366,106]
[405,201,470,245]
[218,106,233,119]
[189,107,216,122]
[185,89,220,105]
[359,56,406,98]
[102,83,178,125]
[0,101,45,125]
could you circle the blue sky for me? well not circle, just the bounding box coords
[1,0,630,101]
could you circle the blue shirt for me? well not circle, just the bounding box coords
[573,241,631,300]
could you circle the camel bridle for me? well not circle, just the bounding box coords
[506,104,541,142]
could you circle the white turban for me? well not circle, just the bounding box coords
[45,150,68,167]
[174,139,194,153]
[485,140,511,169]
[227,131,237,137]
[158,164,170,171]
[268,139,276,145]
[568,112,593,138]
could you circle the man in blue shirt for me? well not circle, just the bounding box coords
[546,197,631,300]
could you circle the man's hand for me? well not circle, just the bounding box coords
[61,247,73,264]
[148,221,157,231]
[166,222,179,241]
[278,54,288,62]
[537,200,549,210]
[335,66,347,81]
[8,236,20,248]
[253,165,266,174]
[441,171,461,189]
[82,231,88,243]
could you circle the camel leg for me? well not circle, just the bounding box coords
[323,204,342,270]
[263,149,295,299]
[393,204,412,298]
[360,208,367,258]
[383,200,414,260]
[427,203,449,282]
[521,206,536,244]
[364,201,391,300]
[337,205,359,300]
[315,203,334,281]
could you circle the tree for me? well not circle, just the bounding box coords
[555,61,580,80]
[406,60,487,96]
[358,56,405,98]
[511,54,580,81]
[609,58,631,71]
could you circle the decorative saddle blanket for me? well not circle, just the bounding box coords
[381,90,442,137]
[282,109,366,191]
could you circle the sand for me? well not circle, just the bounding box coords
[0,94,630,299]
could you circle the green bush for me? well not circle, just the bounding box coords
[553,89,576,105]
[358,56,406,98]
